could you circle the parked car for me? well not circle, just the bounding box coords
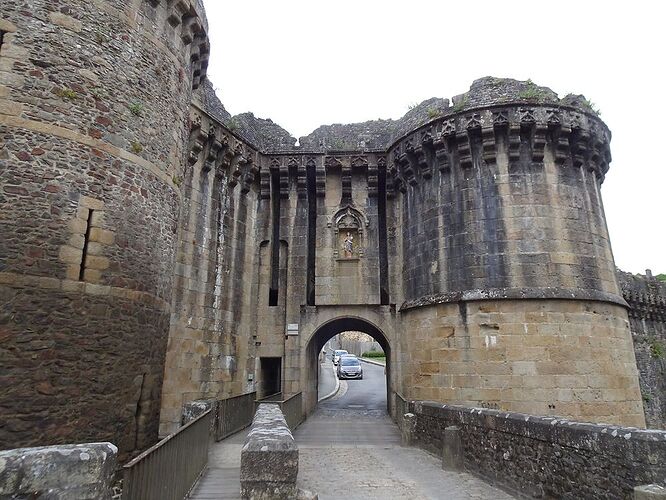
[337,356,363,379]
[332,349,348,365]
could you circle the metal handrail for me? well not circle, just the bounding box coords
[252,392,303,431]
[280,392,304,430]
[122,409,213,500]
[216,391,257,441]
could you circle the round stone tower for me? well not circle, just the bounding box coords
[0,1,208,456]
[391,77,645,426]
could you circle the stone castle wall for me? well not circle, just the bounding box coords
[159,103,262,435]
[391,80,617,304]
[384,78,644,426]
[398,299,644,426]
[0,0,208,458]
[1,0,661,461]
[618,271,666,428]
[407,402,666,498]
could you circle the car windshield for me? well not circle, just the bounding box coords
[335,350,347,355]
[341,358,360,366]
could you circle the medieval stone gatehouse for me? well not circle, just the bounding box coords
[1,0,664,460]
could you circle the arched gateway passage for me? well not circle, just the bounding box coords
[303,316,392,416]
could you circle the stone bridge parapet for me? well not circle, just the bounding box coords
[406,401,666,499]
[240,403,300,500]
[0,443,117,499]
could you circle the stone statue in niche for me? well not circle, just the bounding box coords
[343,232,354,257]
[330,206,366,259]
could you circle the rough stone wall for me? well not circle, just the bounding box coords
[409,402,666,499]
[618,271,666,428]
[390,78,617,306]
[0,0,208,459]
[297,97,450,152]
[2,3,656,465]
[159,108,261,435]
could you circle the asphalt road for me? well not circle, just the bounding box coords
[293,354,514,499]
[319,354,387,413]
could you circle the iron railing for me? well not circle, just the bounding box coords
[253,392,303,431]
[122,409,213,500]
[255,392,283,403]
[280,392,304,430]
[215,391,257,441]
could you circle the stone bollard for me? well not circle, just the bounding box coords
[240,403,299,500]
[0,442,117,499]
[442,425,464,471]
[401,413,417,446]
[635,485,666,499]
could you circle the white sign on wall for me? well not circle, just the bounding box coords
[286,324,299,336]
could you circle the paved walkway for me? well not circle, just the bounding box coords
[294,361,513,500]
[188,428,246,500]
[189,358,514,500]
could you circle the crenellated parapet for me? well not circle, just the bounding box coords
[618,271,666,323]
[388,102,611,188]
[385,78,623,309]
[143,0,210,89]
[187,110,259,192]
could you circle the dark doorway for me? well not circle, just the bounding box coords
[258,357,282,398]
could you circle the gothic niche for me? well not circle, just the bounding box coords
[329,206,367,259]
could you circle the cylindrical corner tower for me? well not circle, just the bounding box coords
[391,77,645,427]
[0,0,208,457]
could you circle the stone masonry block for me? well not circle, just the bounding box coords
[48,12,83,32]
[78,196,105,211]
[0,18,17,32]
[85,256,110,271]
[88,228,115,245]
[90,211,105,227]
[68,217,88,234]
[59,245,83,265]
[0,442,117,499]
[635,485,666,500]
[241,404,298,500]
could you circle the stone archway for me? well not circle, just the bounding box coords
[302,315,392,415]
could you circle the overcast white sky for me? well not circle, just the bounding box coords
[203,0,665,275]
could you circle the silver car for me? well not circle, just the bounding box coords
[337,356,363,379]
[332,349,348,365]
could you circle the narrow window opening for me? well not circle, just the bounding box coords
[0,31,6,56]
[378,168,390,304]
[79,209,94,281]
[269,170,280,306]
[306,161,317,306]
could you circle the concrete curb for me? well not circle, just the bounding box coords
[318,361,340,402]
[359,357,386,367]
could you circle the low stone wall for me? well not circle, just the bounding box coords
[0,442,117,499]
[240,403,299,500]
[408,401,666,499]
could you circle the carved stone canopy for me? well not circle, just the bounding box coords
[328,205,367,259]
[329,205,368,232]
